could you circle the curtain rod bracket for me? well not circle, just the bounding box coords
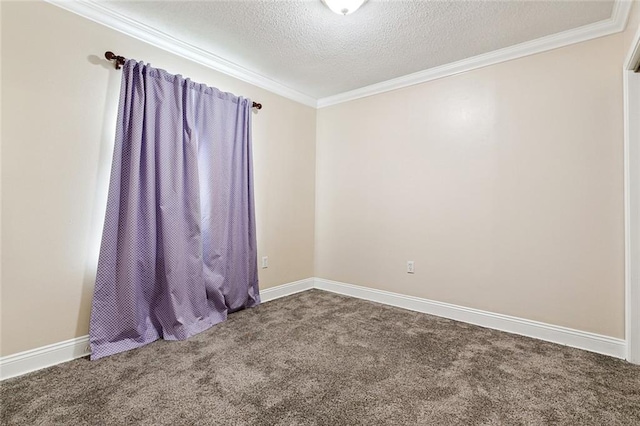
[105,51,125,70]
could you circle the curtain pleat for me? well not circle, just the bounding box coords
[89,60,259,360]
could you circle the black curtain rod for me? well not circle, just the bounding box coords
[105,51,263,110]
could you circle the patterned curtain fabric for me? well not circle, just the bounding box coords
[89,60,260,360]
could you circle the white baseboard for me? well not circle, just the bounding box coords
[0,336,91,381]
[260,278,315,302]
[0,278,315,381]
[1,276,627,380]
[314,278,627,359]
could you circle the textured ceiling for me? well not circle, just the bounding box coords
[102,0,615,99]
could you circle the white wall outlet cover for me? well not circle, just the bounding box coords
[407,261,415,274]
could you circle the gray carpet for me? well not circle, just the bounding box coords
[2,289,640,425]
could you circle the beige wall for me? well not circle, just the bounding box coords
[0,1,316,356]
[316,33,629,339]
[2,1,638,357]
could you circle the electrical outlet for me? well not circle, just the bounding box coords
[407,261,415,274]
[262,256,268,269]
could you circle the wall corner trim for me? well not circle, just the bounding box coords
[317,0,634,108]
[43,0,318,108]
[313,278,627,360]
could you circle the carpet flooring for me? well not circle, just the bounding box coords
[2,289,640,425]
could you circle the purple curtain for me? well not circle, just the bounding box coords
[89,60,260,360]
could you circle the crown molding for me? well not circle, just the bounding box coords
[612,0,635,33]
[44,0,318,108]
[317,0,633,108]
[45,0,632,110]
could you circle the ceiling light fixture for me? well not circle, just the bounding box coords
[322,0,367,15]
